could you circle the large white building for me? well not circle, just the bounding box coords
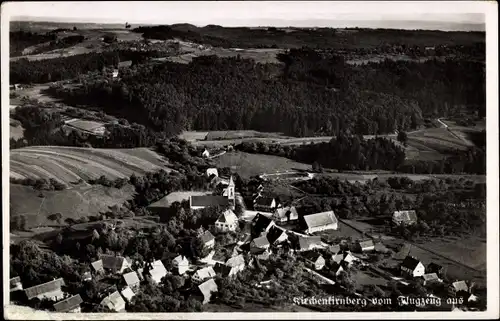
[215,209,239,232]
[303,211,338,234]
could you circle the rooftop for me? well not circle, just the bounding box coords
[191,195,229,208]
[25,278,66,300]
[303,211,338,229]
[53,294,83,312]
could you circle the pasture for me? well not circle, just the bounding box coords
[10,183,135,229]
[10,146,170,185]
[179,130,287,142]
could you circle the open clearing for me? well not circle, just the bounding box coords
[10,146,170,185]
[179,130,288,142]
[10,183,135,229]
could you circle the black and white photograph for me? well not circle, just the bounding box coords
[2,1,498,319]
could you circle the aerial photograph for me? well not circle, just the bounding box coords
[3,1,496,318]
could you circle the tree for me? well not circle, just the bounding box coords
[397,131,408,146]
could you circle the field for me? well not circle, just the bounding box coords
[214,151,311,178]
[10,146,170,185]
[10,183,135,229]
[179,130,288,142]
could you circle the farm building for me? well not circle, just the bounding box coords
[99,255,130,274]
[63,119,106,136]
[192,266,217,283]
[206,168,219,177]
[172,255,190,275]
[303,251,326,271]
[100,291,126,312]
[24,278,66,301]
[251,233,271,250]
[91,260,104,274]
[302,211,338,234]
[120,287,135,303]
[53,294,83,313]
[331,251,357,266]
[190,195,230,210]
[266,225,288,245]
[400,256,425,278]
[356,239,375,252]
[298,236,324,252]
[122,271,141,292]
[10,277,23,292]
[147,191,212,214]
[211,176,230,188]
[146,260,169,284]
[215,209,239,232]
[254,196,279,212]
[242,210,273,222]
[392,210,418,226]
[427,262,445,277]
[199,230,216,249]
[252,213,276,236]
[197,278,218,304]
[422,273,442,286]
[226,254,246,274]
[273,206,299,223]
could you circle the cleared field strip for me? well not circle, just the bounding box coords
[11,154,83,183]
[10,160,64,183]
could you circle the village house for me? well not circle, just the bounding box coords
[329,244,341,255]
[250,247,271,261]
[215,209,239,232]
[254,196,279,212]
[450,280,469,297]
[273,206,299,223]
[99,255,131,274]
[422,273,442,286]
[226,254,246,273]
[356,239,375,252]
[392,210,418,226]
[196,278,218,304]
[63,119,107,137]
[10,276,23,292]
[251,233,270,250]
[303,251,326,271]
[122,271,141,293]
[302,211,338,234]
[210,176,230,189]
[400,256,426,278]
[190,195,230,210]
[192,266,217,283]
[331,251,357,267]
[331,263,345,276]
[202,149,210,158]
[91,259,104,274]
[206,168,219,178]
[427,262,445,277]
[24,278,66,301]
[146,260,169,284]
[100,291,126,312]
[266,225,288,245]
[251,213,276,236]
[53,294,83,313]
[120,286,135,303]
[199,230,216,249]
[298,236,324,252]
[172,255,190,275]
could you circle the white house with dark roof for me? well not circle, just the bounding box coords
[100,291,126,312]
[254,196,278,212]
[24,278,66,301]
[303,211,338,234]
[215,209,239,232]
[197,278,218,304]
[172,255,190,275]
[99,254,130,274]
[53,294,83,313]
[266,225,288,245]
[252,213,276,236]
[122,271,141,292]
[303,252,326,270]
[393,210,418,226]
[273,206,299,223]
[332,251,357,266]
[192,266,217,283]
[400,256,425,277]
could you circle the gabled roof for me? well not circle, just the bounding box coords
[252,213,274,233]
[298,236,323,250]
[100,291,126,311]
[274,206,298,219]
[452,281,469,292]
[194,266,216,280]
[226,254,245,268]
[332,263,345,273]
[198,278,218,300]
[329,244,341,254]
[254,196,275,207]
[25,278,66,300]
[401,256,421,270]
[423,273,440,281]
[214,263,233,277]
[200,230,215,244]
[303,211,338,229]
[91,259,103,272]
[123,271,140,287]
[393,210,418,224]
[359,239,374,249]
[206,168,219,177]
[149,260,168,283]
[53,294,83,312]
[266,226,287,244]
[252,234,270,248]
[173,255,189,264]
[120,286,135,302]
[191,195,229,207]
[216,209,238,225]
[212,249,229,262]
[303,251,323,262]
[100,254,127,271]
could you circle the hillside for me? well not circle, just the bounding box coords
[10,146,170,185]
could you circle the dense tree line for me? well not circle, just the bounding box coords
[10,31,57,56]
[10,177,66,190]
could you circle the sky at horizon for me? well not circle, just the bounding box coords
[4,1,488,30]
